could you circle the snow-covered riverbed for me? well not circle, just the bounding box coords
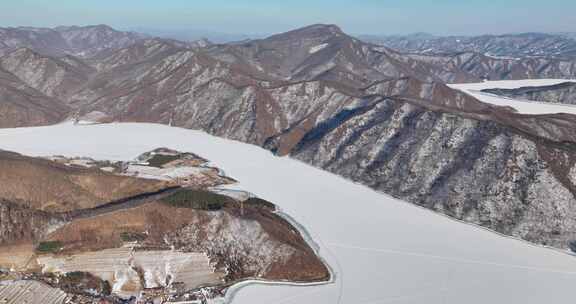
[2,122,576,304]
[449,79,576,115]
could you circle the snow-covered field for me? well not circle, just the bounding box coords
[125,164,211,181]
[449,79,576,115]
[3,122,576,304]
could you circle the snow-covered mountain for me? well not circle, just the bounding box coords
[0,24,146,57]
[365,32,576,59]
[1,24,576,253]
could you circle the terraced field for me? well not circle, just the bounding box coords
[37,246,223,298]
[0,280,67,304]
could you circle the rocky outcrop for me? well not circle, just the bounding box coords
[167,207,328,282]
[0,199,64,245]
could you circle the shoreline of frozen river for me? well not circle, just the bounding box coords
[449,79,576,115]
[3,122,576,303]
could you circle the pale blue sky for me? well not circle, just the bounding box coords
[1,0,574,35]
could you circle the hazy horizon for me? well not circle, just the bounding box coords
[1,23,574,43]
[1,0,574,37]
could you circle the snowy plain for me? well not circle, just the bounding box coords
[2,122,576,303]
[449,79,576,115]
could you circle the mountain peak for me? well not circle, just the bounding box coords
[267,24,345,41]
[293,24,344,36]
[190,38,212,48]
[303,24,343,34]
[54,24,116,33]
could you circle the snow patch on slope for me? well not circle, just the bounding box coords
[570,165,576,186]
[309,43,328,54]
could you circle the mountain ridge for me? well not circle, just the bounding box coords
[1,23,576,251]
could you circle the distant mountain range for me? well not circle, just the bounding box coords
[362,32,576,59]
[1,23,576,251]
[128,27,262,43]
[0,25,147,58]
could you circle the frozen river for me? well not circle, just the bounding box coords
[2,122,576,304]
[449,79,576,115]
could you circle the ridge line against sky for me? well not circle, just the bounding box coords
[1,0,574,36]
